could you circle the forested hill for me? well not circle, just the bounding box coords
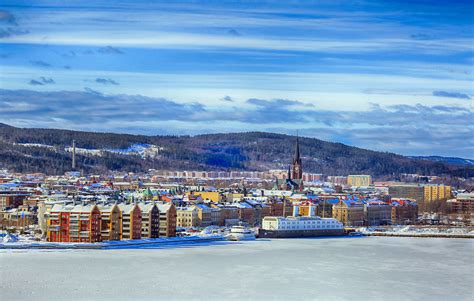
[0,123,472,178]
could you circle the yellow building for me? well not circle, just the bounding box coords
[347,175,372,187]
[424,185,452,203]
[176,206,199,228]
[187,191,221,203]
[226,193,244,202]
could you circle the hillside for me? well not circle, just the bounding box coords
[409,156,474,166]
[0,123,473,178]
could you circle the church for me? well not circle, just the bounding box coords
[274,135,304,192]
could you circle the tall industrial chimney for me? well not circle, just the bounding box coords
[72,140,76,170]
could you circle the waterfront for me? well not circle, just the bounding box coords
[1,237,472,300]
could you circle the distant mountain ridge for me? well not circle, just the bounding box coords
[409,156,474,166]
[0,123,473,178]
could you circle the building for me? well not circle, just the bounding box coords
[216,205,240,226]
[0,192,31,209]
[48,204,72,242]
[156,202,177,237]
[332,199,365,226]
[176,206,199,228]
[389,185,425,203]
[68,204,101,243]
[391,198,418,225]
[273,136,304,192]
[210,207,223,226]
[194,203,212,227]
[291,135,303,190]
[424,185,452,203]
[389,184,452,205]
[0,206,37,231]
[188,191,221,203]
[138,203,160,238]
[347,175,372,187]
[364,200,391,226]
[235,202,255,225]
[98,204,122,241]
[447,193,474,225]
[118,204,142,240]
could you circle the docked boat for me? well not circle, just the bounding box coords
[225,226,256,241]
[258,216,345,238]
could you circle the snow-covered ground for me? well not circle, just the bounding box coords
[1,237,472,300]
[359,226,474,237]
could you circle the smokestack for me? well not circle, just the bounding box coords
[72,140,76,170]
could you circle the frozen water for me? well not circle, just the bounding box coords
[0,237,472,300]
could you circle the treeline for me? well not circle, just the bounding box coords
[0,123,473,178]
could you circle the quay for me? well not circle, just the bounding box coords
[0,235,224,250]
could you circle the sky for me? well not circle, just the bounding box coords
[0,0,473,158]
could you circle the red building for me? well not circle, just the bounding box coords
[48,204,71,242]
[48,204,101,243]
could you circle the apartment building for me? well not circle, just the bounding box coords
[156,202,177,237]
[347,175,372,187]
[332,200,365,226]
[391,199,418,225]
[138,203,160,238]
[118,204,142,240]
[364,200,391,226]
[176,206,199,228]
[98,204,122,241]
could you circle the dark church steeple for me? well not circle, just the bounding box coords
[292,133,302,181]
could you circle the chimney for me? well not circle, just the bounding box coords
[72,140,76,170]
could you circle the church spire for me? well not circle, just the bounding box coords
[291,131,303,183]
[294,131,300,162]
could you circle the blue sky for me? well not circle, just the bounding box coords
[0,0,473,158]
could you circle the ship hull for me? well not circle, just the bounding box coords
[258,228,346,238]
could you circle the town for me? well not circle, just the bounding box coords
[1,139,472,245]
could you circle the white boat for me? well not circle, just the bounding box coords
[225,226,256,241]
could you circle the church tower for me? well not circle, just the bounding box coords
[292,134,302,181]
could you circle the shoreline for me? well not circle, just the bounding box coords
[0,235,225,250]
[362,232,474,239]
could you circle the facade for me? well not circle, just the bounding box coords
[389,184,452,205]
[48,204,72,242]
[347,175,372,187]
[195,204,212,227]
[188,191,221,203]
[389,185,425,203]
[0,207,37,231]
[424,185,452,203]
[138,203,160,238]
[0,193,31,209]
[157,203,177,237]
[447,193,474,224]
[217,205,240,226]
[210,207,223,226]
[391,199,418,225]
[364,200,392,226]
[48,204,101,243]
[176,206,199,228]
[69,205,101,243]
[118,204,142,240]
[235,202,255,226]
[260,216,344,238]
[98,204,122,241]
[332,200,365,226]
